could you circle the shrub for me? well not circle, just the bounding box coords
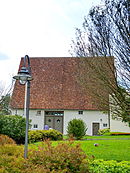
[0,115,31,144]
[0,144,24,173]
[0,141,89,173]
[27,140,89,173]
[67,119,87,140]
[98,128,110,135]
[89,159,130,173]
[28,129,63,143]
[0,134,16,145]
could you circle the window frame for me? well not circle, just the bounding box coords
[78,111,83,115]
[33,124,38,128]
[36,110,41,116]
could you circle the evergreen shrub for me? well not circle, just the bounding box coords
[0,115,31,144]
[28,129,63,143]
[67,119,87,140]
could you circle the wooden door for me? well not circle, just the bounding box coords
[92,123,100,135]
[54,116,63,133]
[45,116,54,129]
[45,115,63,133]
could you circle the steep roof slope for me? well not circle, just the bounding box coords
[10,57,114,110]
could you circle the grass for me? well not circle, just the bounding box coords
[83,135,130,139]
[76,140,130,161]
[63,135,130,140]
[30,138,130,161]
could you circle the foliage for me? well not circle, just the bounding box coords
[89,159,130,173]
[28,129,63,143]
[67,119,87,140]
[71,0,130,123]
[0,115,31,144]
[0,144,24,173]
[0,134,16,145]
[28,140,88,173]
[0,141,88,173]
[98,128,110,135]
[0,94,11,115]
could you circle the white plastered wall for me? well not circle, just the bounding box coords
[11,109,109,135]
[11,109,45,130]
[109,94,130,133]
[110,117,130,133]
[63,110,109,135]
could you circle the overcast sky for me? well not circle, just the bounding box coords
[0,0,102,89]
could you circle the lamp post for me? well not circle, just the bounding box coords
[13,55,33,159]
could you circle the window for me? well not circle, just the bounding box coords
[36,110,41,116]
[33,124,38,128]
[103,123,107,127]
[45,111,63,116]
[78,111,83,115]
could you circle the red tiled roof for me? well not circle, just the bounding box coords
[10,57,114,110]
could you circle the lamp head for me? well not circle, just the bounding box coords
[13,67,33,85]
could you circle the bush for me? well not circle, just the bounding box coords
[67,119,87,140]
[98,128,110,135]
[0,115,31,144]
[0,141,89,173]
[0,134,16,145]
[28,129,63,143]
[0,144,24,173]
[89,159,130,173]
[27,141,89,173]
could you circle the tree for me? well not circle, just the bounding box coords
[71,0,130,123]
[0,94,11,115]
[0,80,14,115]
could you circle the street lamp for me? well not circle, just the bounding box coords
[13,55,33,159]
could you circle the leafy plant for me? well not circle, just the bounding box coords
[89,159,130,173]
[0,115,31,144]
[28,129,63,143]
[67,119,87,139]
[98,128,110,135]
[0,134,16,145]
[28,140,88,173]
[0,140,89,173]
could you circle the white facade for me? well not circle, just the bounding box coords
[11,109,109,136]
[110,117,130,133]
[109,94,130,133]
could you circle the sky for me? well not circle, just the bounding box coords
[0,0,102,91]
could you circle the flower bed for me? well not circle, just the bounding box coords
[111,132,130,135]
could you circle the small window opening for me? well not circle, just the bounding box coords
[36,110,41,116]
[33,124,38,128]
[78,111,83,115]
[103,123,107,127]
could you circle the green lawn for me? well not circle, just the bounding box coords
[76,140,130,161]
[31,139,130,161]
[83,135,130,139]
[63,135,130,140]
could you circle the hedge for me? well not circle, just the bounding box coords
[0,115,31,144]
[89,159,130,173]
[28,129,63,143]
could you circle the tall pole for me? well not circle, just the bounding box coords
[13,55,32,159]
[24,80,30,159]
